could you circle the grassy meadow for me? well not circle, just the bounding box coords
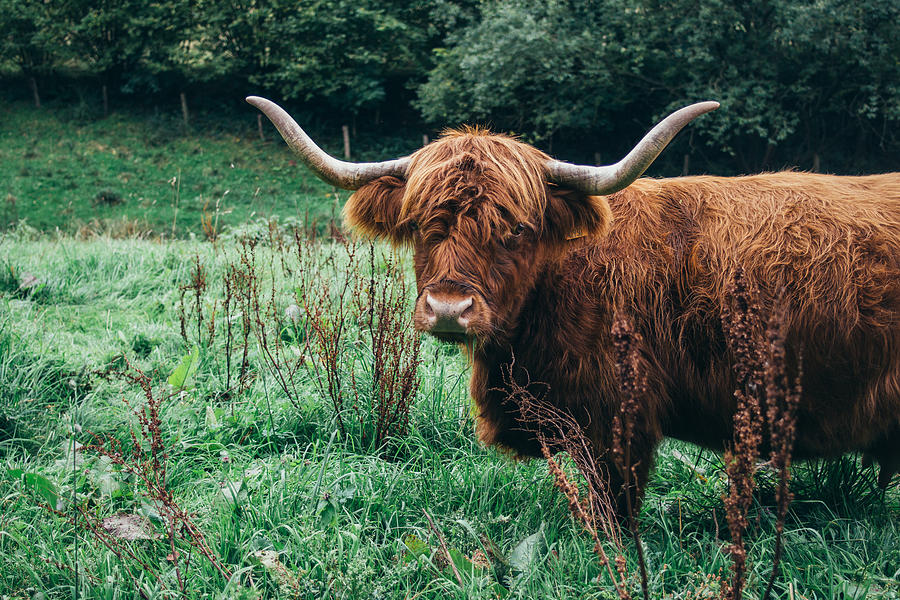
[0,101,393,237]
[1,102,899,599]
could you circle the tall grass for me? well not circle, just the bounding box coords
[0,229,898,598]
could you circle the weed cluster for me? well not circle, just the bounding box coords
[721,272,802,600]
[82,362,231,597]
[176,222,421,454]
[39,223,426,595]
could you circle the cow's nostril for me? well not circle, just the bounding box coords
[424,294,437,317]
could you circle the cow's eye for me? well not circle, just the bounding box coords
[409,221,418,231]
[503,223,527,247]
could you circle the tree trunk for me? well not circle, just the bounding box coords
[102,84,109,116]
[342,125,351,159]
[257,114,265,141]
[853,127,868,167]
[180,92,190,127]
[682,153,690,176]
[28,77,41,108]
[812,153,820,173]
[761,142,776,171]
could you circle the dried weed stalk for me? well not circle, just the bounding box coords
[610,314,650,597]
[230,241,256,394]
[201,198,220,243]
[353,244,422,448]
[761,294,802,600]
[85,361,231,596]
[242,237,312,414]
[720,271,801,600]
[301,239,360,437]
[511,365,631,598]
[720,269,766,599]
[178,255,209,345]
[240,225,421,449]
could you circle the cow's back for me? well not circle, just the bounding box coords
[602,173,900,456]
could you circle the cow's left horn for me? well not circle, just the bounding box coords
[246,96,410,190]
[546,101,719,195]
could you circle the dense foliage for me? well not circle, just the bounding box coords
[2,0,898,172]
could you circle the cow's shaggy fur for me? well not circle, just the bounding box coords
[345,127,900,506]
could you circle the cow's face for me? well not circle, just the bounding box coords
[248,97,714,341]
[344,130,612,344]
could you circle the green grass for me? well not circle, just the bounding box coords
[1,102,898,599]
[0,232,897,599]
[0,101,354,237]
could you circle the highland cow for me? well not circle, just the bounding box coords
[248,96,900,509]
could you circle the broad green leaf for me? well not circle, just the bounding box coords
[8,469,58,507]
[508,523,546,573]
[334,484,356,503]
[448,547,483,579]
[139,500,162,522]
[220,479,245,508]
[316,500,337,528]
[205,405,219,429]
[168,345,199,389]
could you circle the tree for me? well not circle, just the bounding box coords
[0,0,65,107]
[62,0,194,107]
[416,0,900,173]
[194,0,477,121]
[417,1,626,145]
[636,0,900,171]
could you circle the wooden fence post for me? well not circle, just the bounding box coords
[342,125,351,159]
[180,92,190,127]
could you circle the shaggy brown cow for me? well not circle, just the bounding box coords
[248,96,900,508]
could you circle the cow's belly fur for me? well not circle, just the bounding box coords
[472,326,900,480]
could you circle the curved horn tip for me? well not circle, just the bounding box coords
[245,96,269,108]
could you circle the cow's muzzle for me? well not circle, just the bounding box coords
[414,285,486,339]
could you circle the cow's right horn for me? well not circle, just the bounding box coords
[247,96,410,190]
[547,101,719,196]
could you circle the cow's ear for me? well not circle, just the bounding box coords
[545,186,612,242]
[343,176,410,243]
